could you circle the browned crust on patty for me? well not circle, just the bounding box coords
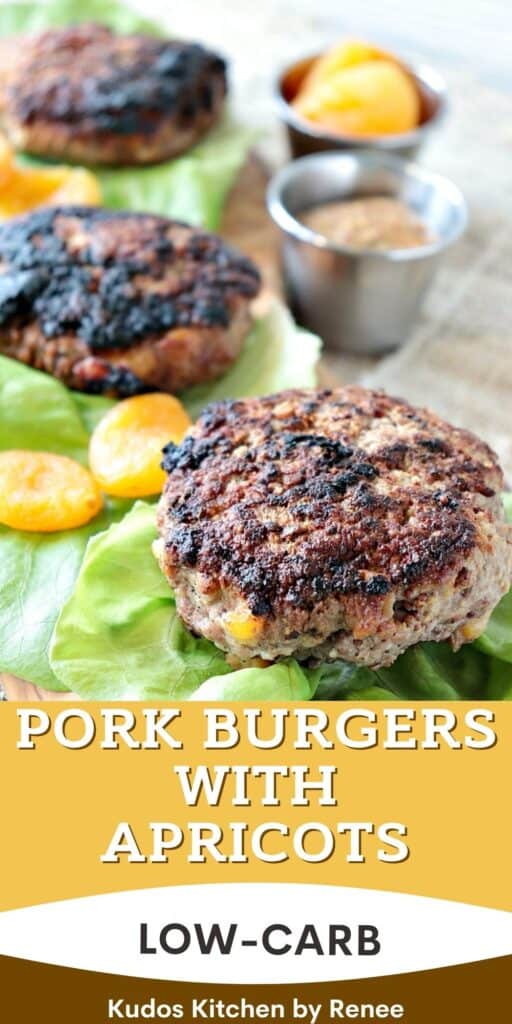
[0,206,260,397]
[157,387,512,666]
[0,22,227,165]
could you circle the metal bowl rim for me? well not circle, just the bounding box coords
[266,150,468,262]
[275,54,448,148]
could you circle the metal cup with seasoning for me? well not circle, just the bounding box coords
[267,151,467,355]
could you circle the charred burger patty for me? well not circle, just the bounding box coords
[0,22,227,165]
[156,387,512,668]
[0,205,260,397]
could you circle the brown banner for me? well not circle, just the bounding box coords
[1,953,509,1023]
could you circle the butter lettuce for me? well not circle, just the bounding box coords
[0,302,320,688]
[0,503,130,689]
[476,588,512,666]
[47,499,512,701]
[190,662,320,703]
[0,0,164,34]
[485,658,512,700]
[0,355,109,463]
[314,643,490,702]
[50,503,232,698]
[0,0,253,228]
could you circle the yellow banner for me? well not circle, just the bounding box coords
[1,701,509,912]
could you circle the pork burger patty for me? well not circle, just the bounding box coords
[0,22,227,165]
[0,206,260,397]
[156,387,512,668]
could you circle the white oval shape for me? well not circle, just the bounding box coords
[0,884,510,983]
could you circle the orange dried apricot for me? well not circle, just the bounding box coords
[0,165,101,218]
[0,450,103,532]
[0,133,15,187]
[0,133,101,218]
[301,40,393,90]
[89,393,192,498]
[293,40,420,137]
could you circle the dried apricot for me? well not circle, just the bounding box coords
[293,40,420,137]
[89,393,192,498]
[0,133,15,187]
[302,40,393,90]
[0,450,103,532]
[0,133,101,218]
[0,165,101,218]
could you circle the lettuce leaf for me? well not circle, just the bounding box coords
[0,1,253,228]
[50,503,232,698]
[485,658,512,700]
[0,0,165,35]
[476,588,512,666]
[190,662,320,702]
[0,354,109,463]
[47,498,512,701]
[314,643,489,702]
[0,501,130,689]
[0,302,320,687]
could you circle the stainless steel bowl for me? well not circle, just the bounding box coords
[267,151,468,355]
[276,54,447,162]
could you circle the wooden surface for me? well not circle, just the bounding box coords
[1,678,77,700]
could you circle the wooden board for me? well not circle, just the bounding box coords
[1,156,336,701]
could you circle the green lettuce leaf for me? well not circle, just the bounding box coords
[315,643,489,702]
[0,355,108,463]
[50,503,232,698]
[0,303,320,687]
[0,1,253,228]
[0,0,165,35]
[0,501,130,689]
[476,589,512,666]
[485,658,512,700]
[190,661,320,702]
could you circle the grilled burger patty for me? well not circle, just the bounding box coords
[156,387,512,667]
[0,22,227,165]
[0,206,260,397]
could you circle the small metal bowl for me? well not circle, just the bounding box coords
[267,151,467,355]
[276,53,447,162]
